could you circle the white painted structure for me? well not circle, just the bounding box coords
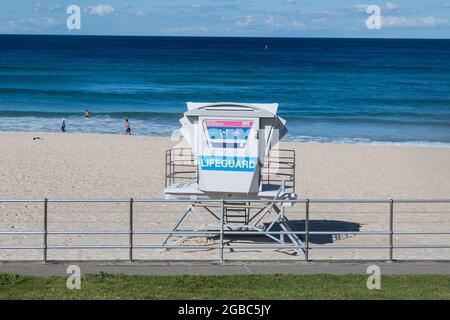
[165,102,296,201]
[162,102,302,255]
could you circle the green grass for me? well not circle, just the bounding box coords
[1,273,449,299]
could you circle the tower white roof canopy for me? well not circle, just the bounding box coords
[186,102,279,116]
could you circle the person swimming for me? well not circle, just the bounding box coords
[125,118,131,135]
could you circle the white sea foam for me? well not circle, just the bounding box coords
[1,116,449,148]
[0,116,178,136]
[284,134,450,148]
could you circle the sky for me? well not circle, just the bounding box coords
[0,0,449,38]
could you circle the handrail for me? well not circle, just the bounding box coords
[0,198,450,262]
[165,147,297,192]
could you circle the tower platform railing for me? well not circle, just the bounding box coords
[165,147,296,191]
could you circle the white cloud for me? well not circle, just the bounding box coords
[160,27,211,36]
[264,16,282,28]
[0,17,61,32]
[235,15,253,27]
[355,4,370,12]
[382,16,448,27]
[356,3,398,12]
[86,4,115,16]
[34,2,42,12]
[385,2,399,10]
[134,10,146,17]
[34,2,63,12]
[291,20,306,30]
[122,6,147,17]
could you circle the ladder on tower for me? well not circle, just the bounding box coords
[224,202,250,225]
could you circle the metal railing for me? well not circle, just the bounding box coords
[0,198,449,262]
[165,147,296,191]
[165,148,197,188]
[261,148,295,192]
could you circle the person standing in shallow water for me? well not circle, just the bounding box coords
[83,109,90,118]
[61,118,66,133]
[124,118,131,135]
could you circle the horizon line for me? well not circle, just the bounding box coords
[1,33,450,40]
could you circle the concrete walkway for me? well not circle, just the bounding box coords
[1,260,450,276]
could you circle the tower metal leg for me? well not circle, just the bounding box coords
[159,185,305,257]
[159,204,193,249]
[278,217,304,256]
[159,203,221,251]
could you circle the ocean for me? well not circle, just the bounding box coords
[0,35,449,146]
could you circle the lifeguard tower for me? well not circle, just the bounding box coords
[163,102,304,255]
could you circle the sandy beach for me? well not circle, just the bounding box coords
[1,131,450,261]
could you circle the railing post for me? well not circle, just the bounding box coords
[164,151,168,188]
[293,150,296,193]
[305,199,310,262]
[43,198,48,263]
[219,199,224,263]
[389,199,394,262]
[129,197,134,262]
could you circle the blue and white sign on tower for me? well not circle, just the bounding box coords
[199,156,258,172]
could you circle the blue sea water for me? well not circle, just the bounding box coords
[0,35,449,146]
